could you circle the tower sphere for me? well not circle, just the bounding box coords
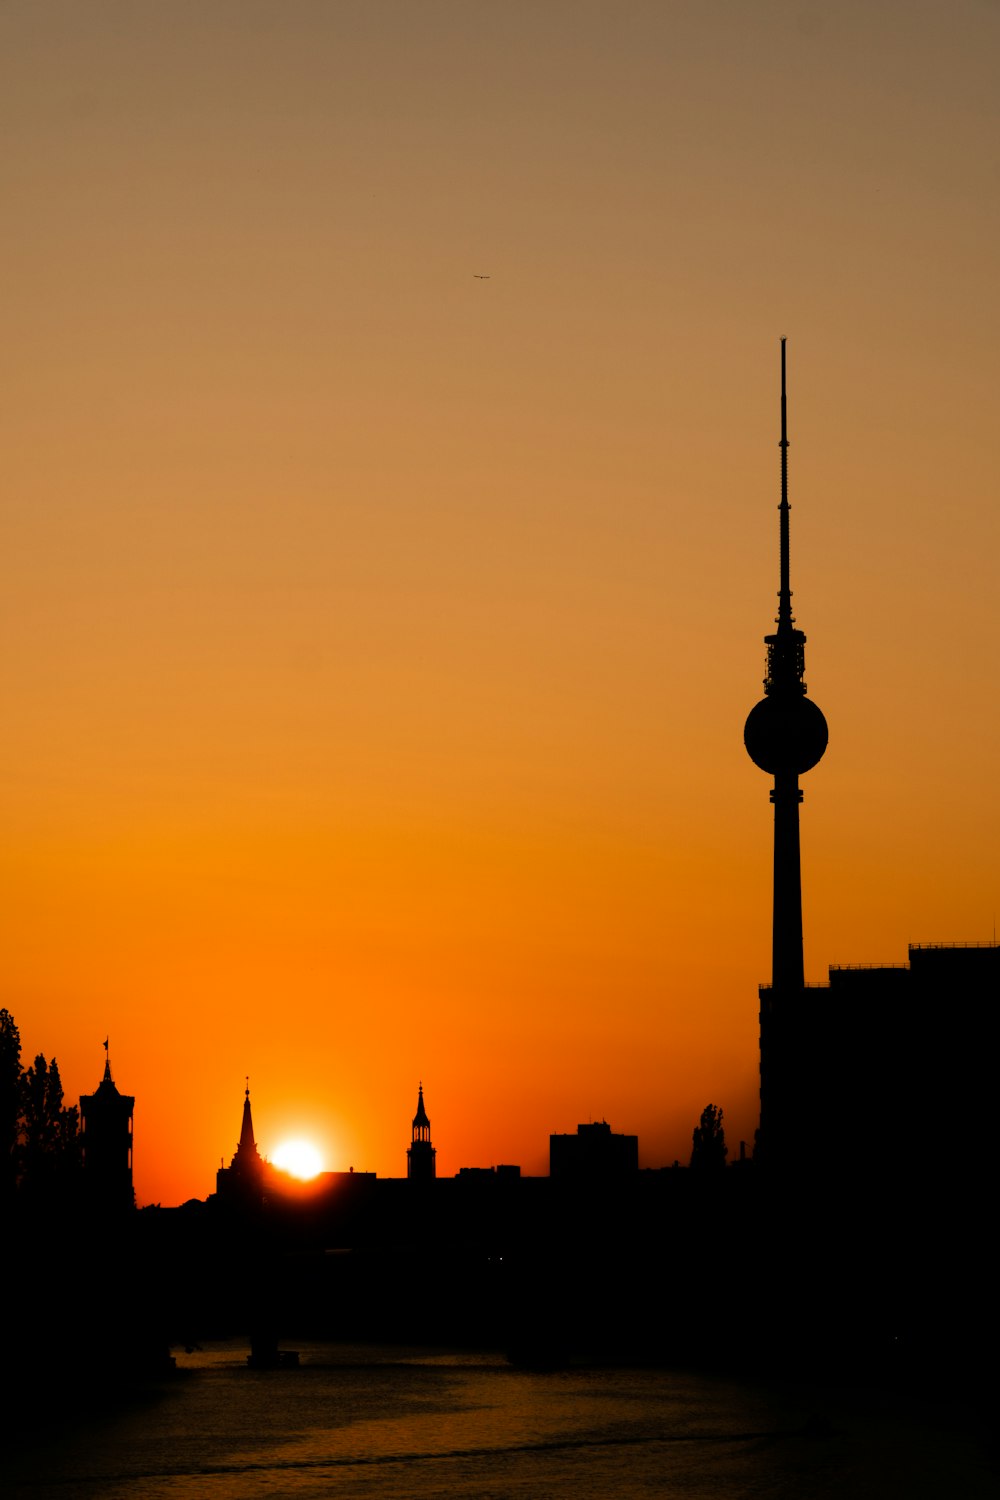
[744,694,828,776]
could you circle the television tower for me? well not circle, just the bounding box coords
[744,342,828,1159]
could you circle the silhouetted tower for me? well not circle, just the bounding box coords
[216,1079,268,1201]
[80,1041,135,1212]
[234,1081,261,1168]
[744,341,828,1162]
[407,1083,436,1180]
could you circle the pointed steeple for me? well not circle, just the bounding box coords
[95,1038,123,1100]
[412,1082,430,1133]
[407,1082,436,1180]
[238,1079,257,1154]
[216,1079,269,1203]
[230,1079,263,1175]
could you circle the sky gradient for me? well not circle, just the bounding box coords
[3,2,998,1204]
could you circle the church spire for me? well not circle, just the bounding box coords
[407,1082,436,1180]
[229,1078,263,1176]
[238,1077,256,1154]
[216,1079,268,1202]
[412,1082,430,1134]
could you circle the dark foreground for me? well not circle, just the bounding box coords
[2,1340,995,1500]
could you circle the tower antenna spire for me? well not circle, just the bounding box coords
[778,336,792,630]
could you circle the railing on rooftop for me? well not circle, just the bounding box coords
[757,982,830,991]
[758,946,997,988]
[828,963,909,972]
[909,941,999,951]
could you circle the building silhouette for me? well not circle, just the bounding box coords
[549,1120,638,1179]
[792,940,996,1179]
[80,1043,134,1212]
[407,1083,436,1180]
[216,1081,270,1201]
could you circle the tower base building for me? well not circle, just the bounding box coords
[760,942,998,1178]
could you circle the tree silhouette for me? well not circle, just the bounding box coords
[690,1103,727,1169]
[19,1053,81,1202]
[0,1009,21,1201]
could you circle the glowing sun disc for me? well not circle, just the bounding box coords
[272,1139,323,1179]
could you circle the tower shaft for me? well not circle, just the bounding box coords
[771,772,805,993]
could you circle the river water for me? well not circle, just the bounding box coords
[3,1341,991,1499]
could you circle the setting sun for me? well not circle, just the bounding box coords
[271,1139,324,1180]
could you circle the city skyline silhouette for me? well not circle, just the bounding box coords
[7,341,994,1218]
[2,4,997,1210]
[2,18,997,1495]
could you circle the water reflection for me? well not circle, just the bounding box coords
[1,1342,990,1500]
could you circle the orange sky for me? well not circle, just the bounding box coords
[2,3,997,1204]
